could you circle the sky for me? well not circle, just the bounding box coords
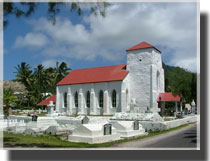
[4,2,198,80]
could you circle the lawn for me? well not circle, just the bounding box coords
[3,122,196,148]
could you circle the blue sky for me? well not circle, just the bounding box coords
[4,2,198,80]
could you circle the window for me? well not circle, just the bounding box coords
[74,91,78,107]
[112,90,117,107]
[99,90,103,108]
[64,92,67,107]
[86,91,90,108]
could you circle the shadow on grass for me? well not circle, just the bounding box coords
[4,137,20,143]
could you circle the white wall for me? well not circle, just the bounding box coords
[126,48,164,112]
[56,81,123,115]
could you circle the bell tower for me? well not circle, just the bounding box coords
[126,41,164,112]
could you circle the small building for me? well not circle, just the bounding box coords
[68,123,120,144]
[37,95,56,110]
[157,92,181,116]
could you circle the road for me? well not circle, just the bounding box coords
[111,123,200,149]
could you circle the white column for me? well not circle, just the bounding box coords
[104,90,109,115]
[78,88,84,115]
[175,102,178,112]
[180,101,183,112]
[121,90,126,112]
[90,88,96,115]
[55,87,60,113]
[67,87,72,115]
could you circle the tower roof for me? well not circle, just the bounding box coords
[126,41,161,53]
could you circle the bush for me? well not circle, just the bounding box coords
[15,104,24,110]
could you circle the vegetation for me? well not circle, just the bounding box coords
[13,61,71,107]
[3,122,196,148]
[163,63,197,104]
[4,2,111,27]
[3,88,18,117]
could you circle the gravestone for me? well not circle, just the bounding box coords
[81,116,89,124]
[133,120,139,130]
[191,100,196,114]
[47,101,55,116]
[9,108,12,115]
[104,124,112,135]
[32,115,38,121]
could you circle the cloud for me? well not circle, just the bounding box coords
[14,32,48,49]
[14,2,198,72]
[42,59,71,68]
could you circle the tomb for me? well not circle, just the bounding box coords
[68,123,120,144]
[110,120,147,138]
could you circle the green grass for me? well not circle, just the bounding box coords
[3,122,196,148]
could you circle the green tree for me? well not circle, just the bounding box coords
[3,88,17,116]
[163,63,197,104]
[14,61,71,107]
[14,62,33,91]
[55,62,71,83]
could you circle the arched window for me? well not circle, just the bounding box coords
[112,90,117,107]
[74,91,78,107]
[99,90,103,108]
[86,91,90,108]
[64,92,67,107]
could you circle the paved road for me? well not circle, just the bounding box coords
[111,123,200,149]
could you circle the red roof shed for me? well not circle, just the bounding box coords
[157,92,181,102]
[37,95,56,106]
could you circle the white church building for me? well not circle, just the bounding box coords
[55,41,165,115]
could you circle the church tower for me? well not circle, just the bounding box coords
[126,41,165,112]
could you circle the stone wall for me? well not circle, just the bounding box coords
[139,115,199,132]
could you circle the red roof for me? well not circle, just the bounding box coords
[157,92,181,102]
[126,41,161,53]
[57,64,128,86]
[37,95,56,106]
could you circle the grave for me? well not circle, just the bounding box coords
[110,120,147,138]
[68,123,120,144]
[26,117,58,131]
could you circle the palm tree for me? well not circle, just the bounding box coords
[34,64,47,93]
[3,88,17,117]
[55,62,71,83]
[14,62,33,91]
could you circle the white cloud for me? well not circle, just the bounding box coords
[42,59,71,68]
[14,32,48,49]
[14,2,198,72]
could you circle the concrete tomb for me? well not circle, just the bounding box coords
[68,123,120,144]
[110,120,147,138]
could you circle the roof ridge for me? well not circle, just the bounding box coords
[72,64,126,71]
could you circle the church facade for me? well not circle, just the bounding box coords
[55,41,165,115]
